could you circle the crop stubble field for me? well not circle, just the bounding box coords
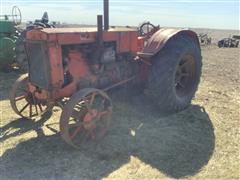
[0,29,239,180]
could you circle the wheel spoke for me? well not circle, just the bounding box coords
[19,102,30,113]
[100,98,105,108]
[98,110,108,118]
[34,104,38,115]
[69,123,84,140]
[89,92,96,107]
[15,95,25,101]
[178,81,185,88]
[85,92,96,110]
[38,104,43,112]
[31,93,39,115]
[29,104,32,117]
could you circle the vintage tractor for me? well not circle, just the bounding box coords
[10,0,202,148]
[0,6,22,69]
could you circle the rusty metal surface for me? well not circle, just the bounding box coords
[108,27,137,31]
[140,28,199,57]
[38,27,136,34]
[40,27,98,33]
[27,28,139,54]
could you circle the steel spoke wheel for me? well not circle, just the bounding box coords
[12,6,22,25]
[139,22,159,36]
[60,88,112,148]
[10,74,49,119]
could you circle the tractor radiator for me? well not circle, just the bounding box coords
[27,41,51,90]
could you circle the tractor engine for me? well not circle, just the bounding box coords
[62,43,138,90]
[25,26,144,100]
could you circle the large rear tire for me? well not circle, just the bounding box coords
[145,33,202,113]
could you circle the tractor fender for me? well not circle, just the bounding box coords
[138,28,200,59]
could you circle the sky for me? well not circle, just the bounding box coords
[0,0,239,30]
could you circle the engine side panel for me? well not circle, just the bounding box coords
[48,42,64,89]
[27,28,142,54]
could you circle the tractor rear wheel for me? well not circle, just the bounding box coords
[145,34,202,113]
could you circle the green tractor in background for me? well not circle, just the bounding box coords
[0,6,56,71]
[0,6,24,71]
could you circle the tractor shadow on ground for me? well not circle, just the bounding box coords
[1,90,215,179]
[0,71,23,101]
[0,111,52,142]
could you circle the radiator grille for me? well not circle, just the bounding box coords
[27,41,50,89]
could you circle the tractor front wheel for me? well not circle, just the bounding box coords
[10,74,49,119]
[60,88,112,148]
[146,33,202,113]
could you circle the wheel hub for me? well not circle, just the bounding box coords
[83,109,98,130]
[175,55,196,97]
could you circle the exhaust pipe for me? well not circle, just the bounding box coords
[97,15,103,45]
[104,0,109,31]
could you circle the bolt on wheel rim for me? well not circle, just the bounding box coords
[175,54,196,98]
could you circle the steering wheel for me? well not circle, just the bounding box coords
[139,22,159,36]
[12,6,22,25]
[33,22,47,28]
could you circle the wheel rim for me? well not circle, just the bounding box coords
[175,54,196,98]
[139,22,156,36]
[10,75,48,119]
[12,6,22,25]
[60,89,112,148]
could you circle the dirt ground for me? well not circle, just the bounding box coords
[0,32,239,179]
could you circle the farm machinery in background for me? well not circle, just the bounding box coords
[10,0,202,148]
[198,33,211,46]
[218,35,239,48]
[0,6,55,71]
[0,6,22,70]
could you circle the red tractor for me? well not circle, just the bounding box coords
[10,0,202,148]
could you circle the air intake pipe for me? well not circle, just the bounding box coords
[104,0,109,31]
